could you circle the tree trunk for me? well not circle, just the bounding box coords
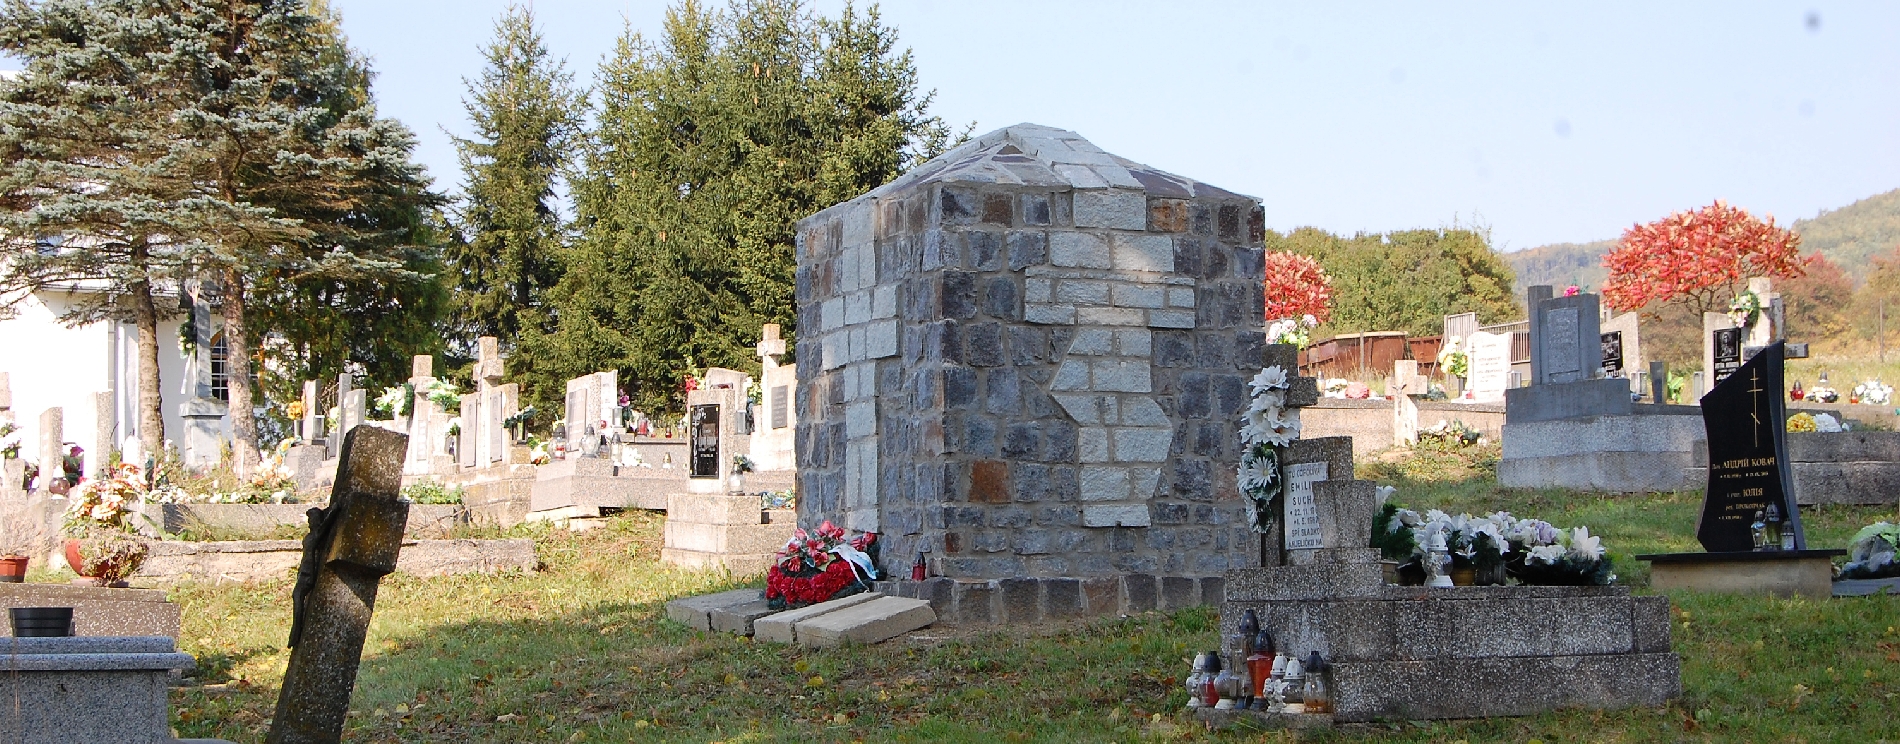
[222,267,258,478]
[129,248,165,463]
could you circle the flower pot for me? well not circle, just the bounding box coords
[0,555,27,583]
[728,473,747,494]
[1475,562,1509,587]
[10,606,74,637]
[63,538,135,588]
[1449,567,1476,587]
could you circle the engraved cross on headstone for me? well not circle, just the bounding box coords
[267,426,410,744]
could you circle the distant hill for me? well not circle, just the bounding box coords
[1508,187,1900,294]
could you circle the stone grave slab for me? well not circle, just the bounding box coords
[0,636,223,744]
[663,589,764,631]
[752,592,884,644]
[708,598,779,636]
[0,583,182,639]
[793,595,936,647]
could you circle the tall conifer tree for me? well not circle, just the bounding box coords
[448,4,581,362]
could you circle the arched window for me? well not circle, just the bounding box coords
[209,332,229,402]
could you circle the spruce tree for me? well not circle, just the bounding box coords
[448,3,582,357]
[543,0,952,415]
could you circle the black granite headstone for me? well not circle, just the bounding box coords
[1601,331,1624,376]
[1696,342,1804,553]
[690,403,720,478]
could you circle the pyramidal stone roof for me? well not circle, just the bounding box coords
[856,122,1252,203]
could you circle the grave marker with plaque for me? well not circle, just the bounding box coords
[1694,342,1802,552]
[690,404,720,479]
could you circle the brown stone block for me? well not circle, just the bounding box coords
[1083,577,1120,615]
[982,192,1014,225]
[952,580,997,626]
[1148,198,1189,232]
[970,460,1011,503]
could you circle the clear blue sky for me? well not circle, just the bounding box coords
[331,1,1900,251]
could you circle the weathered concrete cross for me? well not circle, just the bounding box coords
[267,426,410,744]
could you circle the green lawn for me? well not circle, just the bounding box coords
[160,450,1900,743]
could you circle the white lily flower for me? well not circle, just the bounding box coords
[1570,527,1604,559]
[1251,366,1290,394]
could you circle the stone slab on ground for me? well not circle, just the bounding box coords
[0,584,182,639]
[1639,551,1843,601]
[664,589,763,631]
[1833,577,1900,597]
[752,592,883,644]
[708,598,778,636]
[794,595,936,648]
[136,538,535,583]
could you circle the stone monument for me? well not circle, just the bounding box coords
[1463,330,1511,403]
[267,426,410,744]
[794,123,1272,624]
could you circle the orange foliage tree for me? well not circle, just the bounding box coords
[1600,200,1807,316]
[1262,250,1333,324]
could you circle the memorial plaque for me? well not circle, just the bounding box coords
[1710,327,1742,384]
[1696,342,1804,553]
[1544,307,1580,375]
[689,404,720,478]
[1282,461,1328,550]
[1600,331,1624,376]
[487,390,506,462]
[770,385,789,429]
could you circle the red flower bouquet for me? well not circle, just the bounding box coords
[764,521,878,611]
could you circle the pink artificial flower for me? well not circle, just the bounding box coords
[1564,285,1581,297]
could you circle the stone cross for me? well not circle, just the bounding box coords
[756,323,787,371]
[301,380,320,443]
[409,355,432,383]
[268,425,410,744]
[475,336,504,393]
[1390,359,1426,397]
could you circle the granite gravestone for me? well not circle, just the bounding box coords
[1696,342,1804,553]
[267,426,410,744]
[1710,327,1742,386]
[690,404,720,479]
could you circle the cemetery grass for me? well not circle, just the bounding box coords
[165,468,1899,743]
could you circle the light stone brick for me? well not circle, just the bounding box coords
[1056,280,1111,305]
[822,333,845,370]
[1026,278,1053,303]
[1044,149,1119,167]
[1054,394,1100,425]
[1096,165,1143,189]
[1068,329,1113,356]
[1054,164,1109,189]
[846,400,877,439]
[1147,309,1196,329]
[857,243,877,288]
[1073,191,1146,230]
[1079,429,1110,463]
[1112,234,1175,273]
[847,507,880,533]
[1121,398,1168,426]
[1130,467,1161,499]
[873,285,897,319]
[841,364,861,402]
[1080,466,1130,501]
[1112,284,1166,308]
[845,291,871,326]
[865,319,899,359]
[1083,504,1150,528]
[848,327,867,362]
[841,246,861,290]
[841,201,874,248]
[1112,426,1172,462]
[1025,304,1076,325]
[821,298,843,332]
[1051,360,1090,391]
[1077,307,1145,326]
[1167,287,1197,308]
[1092,360,1152,393]
[1116,329,1153,356]
[1050,232,1111,269]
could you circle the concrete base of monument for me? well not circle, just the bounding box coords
[1504,378,1638,424]
[1637,550,1846,600]
[527,456,795,516]
[872,574,1227,626]
[1689,432,1900,506]
[659,492,795,576]
[1498,410,1704,493]
[1193,708,1333,731]
[1221,565,1681,723]
[0,636,229,744]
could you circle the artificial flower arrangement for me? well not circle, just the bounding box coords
[373,384,413,419]
[1786,412,1818,433]
[1377,505,1614,586]
[1238,366,1300,534]
[765,521,878,611]
[1321,378,1353,399]
[146,438,301,505]
[63,462,153,584]
[1851,380,1892,406]
[1838,522,1899,580]
[1418,419,1481,447]
[1436,337,1469,380]
[1266,315,1321,350]
[0,420,18,459]
[1727,289,1763,329]
[421,379,461,412]
[1806,383,1839,404]
[761,488,796,511]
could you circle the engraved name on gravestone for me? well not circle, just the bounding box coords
[1282,461,1329,550]
[1711,327,1742,385]
[1696,342,1804,553]
[1464,331,1512,403]
[1544,307,1581,376]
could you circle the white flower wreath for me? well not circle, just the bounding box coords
[1239,365,1301,533]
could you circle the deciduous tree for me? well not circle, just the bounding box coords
[1601,200,1807,317]
[1261,251,1332,324]
[1267,225,1517,336]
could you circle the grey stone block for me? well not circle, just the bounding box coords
[1504,378,1634,424]
[1222,563,1384,601]
[752,592,882,644]
[999,577,1041,623]
[0,584,181,639]
[1160,575,1199,610]
[952,580,996,626]
[0,636,199,744]
[1045,577,1084,618]
[1124,573,1157,612]
[795,596,936,647]
[1631,595,1673,653]
[709,598,778,636]
[1329,653,1680,722]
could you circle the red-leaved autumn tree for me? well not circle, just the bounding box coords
[1600,200,1807,316]
[1263,251,1333,324]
